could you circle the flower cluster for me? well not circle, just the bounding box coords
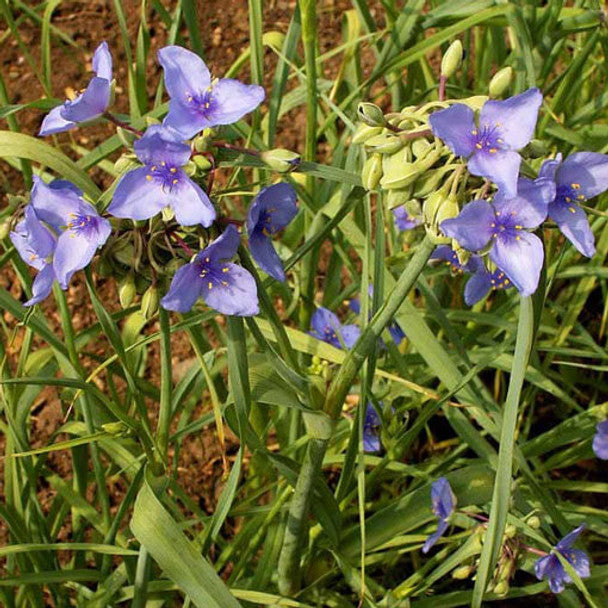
[11,42,299,317]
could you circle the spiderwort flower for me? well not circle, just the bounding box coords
[393,207,422,231]
[9,206,58,306]
[431,246,513,306]
[440,178,554,296]
[108,125,215,226]
[29,178,111,289]
[422,477,456,553]
[363,403,382,452]
[429,88,542,198]
[161,225,258,316]
[535,525,590,593]
[39,42,112,136]
[310,307,360,349]
[592,420,608,460]
[539,152,608,257]
[158,45,265,139]
[246,183,298,282]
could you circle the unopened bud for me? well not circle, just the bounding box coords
[362,154,383,190]
[193,133,212,152]
[452,565,474,580]
[357,102,385,127]
[263,31,285,50]
[97,256,114,277]
[493,581,509,595]
[365,134,405,154]
[527,139,549,158]
[505,524,517,539]
[0,219,10,240]
[380,157,420,190]
[192,154,212,171]
[527,515,541,529]
[489,67,513,98]
[352,124,383,145]
[141,285,159,320]
[404,199,422,218]
[102,421,129,436]
[413,168,449,198]
[162,206,175,222]
[119,273,136,309]
[260,148,301,173]
[116,127,136,148]
[441,40,463,78]
[412,137,432,160]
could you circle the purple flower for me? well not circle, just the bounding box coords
[363,403,382,452]
[310,307,360,349]
[431,246,513,306]
[592,420,608,460]
[350,286,405,345]
[108,125,216,227]
[539,152,608,257]
[29,177,111,289]
[246,183,298,282]
[535,525,590,594]
[393,207,422,231]
[161,225,258,316]
[429,89,542,197]
[422,477,456,554]
[10,206,58,306]
[158,45,265,139]
[440,178,554,296]
[39,42,112,136]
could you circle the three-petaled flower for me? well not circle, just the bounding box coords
[246,183,298,282]
[431,246,513,306]
[539,152,608,258]
[158,45,265,139]
[592,420,608,460]
[39,42,113,136]
[161,225,258,316]
[29,177,111,290]
[422,477,456,553]
[440,178,555,296]
[10,205,58,306]
[108,125,216,226]
[535,525,590,594]
[429,88,542,198]
[310,307,360,349]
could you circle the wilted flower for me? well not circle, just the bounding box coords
[440,178,554,296]
[592,420,608,460]
[393,207,422,231]
[30,177,111,289]
[161,225,258,316]
[422,477,456,553]
[539,152,608,257]
[39,42,113,136]
[10,206,58,306]
[363,403,382,452]
[108,125,216,226]
[431,246,513,305]
[158,45,265,139]
[246,183,298,282]
[429,88,542,197]
[310,307,360,349]
[535,525,590,593]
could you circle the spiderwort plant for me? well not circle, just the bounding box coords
[310,307,360,349]
[108,125,216,226]
[39,41,113,136]
[592,420,608,459]
[429,88,542,197]
[10,206,58,306]
[161,225,258,316]
[158,45,265,139]
[440,178,555,296]
[422,477,456,553]
[29,178,111,291]
[539,152,608,257]
[246,183,298,281]
[535,526,590,593]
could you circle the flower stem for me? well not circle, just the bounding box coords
[438,75,447,101]
[156,307,173,460]
[214,141,261,157]
[103,112,144,137]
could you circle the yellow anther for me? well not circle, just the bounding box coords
[497,138,503,143]
[222,267,229,273]
[172,179,179,184]
[146,175,152,181]
[565,196,571,202]
[151,165,156,171]
[571,183,581,189]
[515,225,522,230]
[475,143,483,150]
[208,282,213,290]
[161,161,166,166]
[569,206,576,213]
[205,257,210,262]
[489,148,497,154]
[515,235,521,241]
[221,281,228,286]
[29,254,37,261]
[578,194,585,200]
[471,129,478,136]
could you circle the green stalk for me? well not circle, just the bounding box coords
[156,308,173,459]
[472,296,535,607]
[277,236,436,594]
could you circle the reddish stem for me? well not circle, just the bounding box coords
[214,141,261,157]
[438,75,447,101]
[168,231,194,257]
[103,113,144,137]
[522,545,549,557]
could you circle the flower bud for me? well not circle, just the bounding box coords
[97,256,114,277]
[352,124,383,145]
[435,194,459,225]
[193,133,212,152]
[527,139,549,158]
[0,219,10,241]
[505,524,517,539]
[362,154,383,190]
[162,206,175,222]
[141,285,159,320]
[413,168,449,198]
[424,189,458,244]
[412,137,432,160]
[263,31,285,50]
[451,565,474,580]
[387,187,414,209]
[364,133,405,154]
[527,515,541,529]
[441,40,463,78]
[113,240,136,267]
[192,154,212,171]
[260,148,301,173]
[423,188,449,226]
[119,273,136,309]
[102,421,129,436]
[380,156,420,190]
[116,126,136,148]
[493,581,509,595]
[357,102,385,127]
[489,67,513,98]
